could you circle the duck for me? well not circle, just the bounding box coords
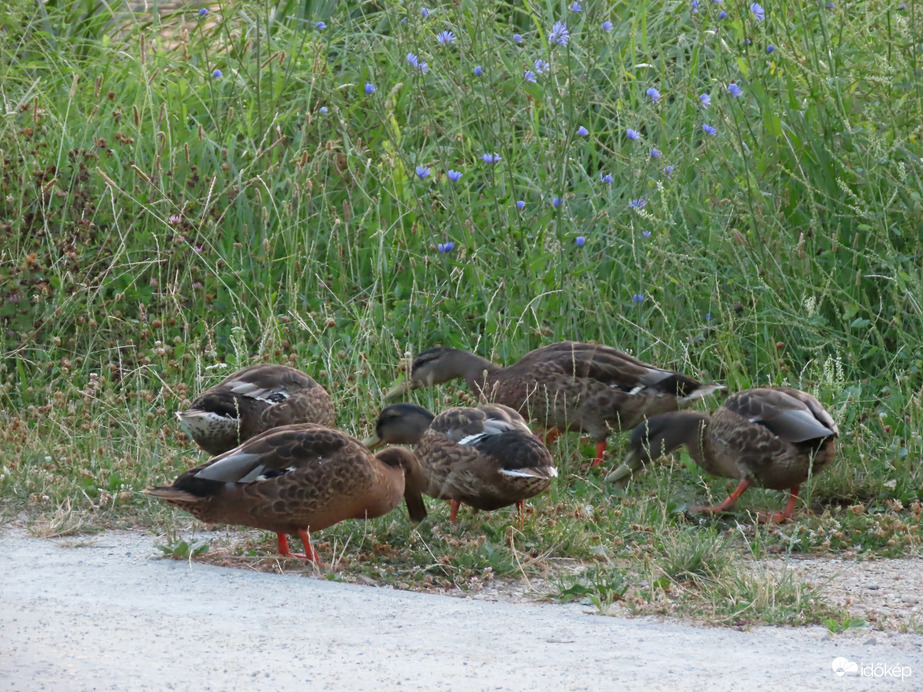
[177,364,335,455]
[364,402,557,526]
[384,342,722,466]
[605,387,838,523]
[144,423,427,563]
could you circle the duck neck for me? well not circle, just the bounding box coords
[459,352,502,396]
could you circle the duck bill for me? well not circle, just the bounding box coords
[604,451,643,485]
[362,432,383,449]
[382,378,415,402]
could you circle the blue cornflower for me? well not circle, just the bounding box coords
[663,165,674,177]
[766,45,775,53]
[319,106,328,115]
[407,52,419,67]
[626,128,641,140]
[524,70,537,83]
[577,126,589,137]
[750,3,765,20]
[213,68,223,79]
[481,153,501,163]
[415,165,430,179]
[316,21,326,30]
[719,10,727,18]
[700,93,711,107]
[534,58,547,74]
[437,241,455,253]
[474,65,483,76]
[198,8,207,16]
[447,169,463,182]
[570,1,582,12]
[549,21,569,46]
[600,172,614,183]
[575,236,586,247]
[516,200,526,210]
[552,197,562,208]
[646,87,661,102]
[649,148,661,159]
[632,294,644,303]
[629,198,646,209]
[727,83,743,98]
[702,123,717,135]
[642,230,652,238]
[437,30,456,45]
[513,33,523,44]
[365,83,376,94]
[602,20,614,33]
[421,8,429,17]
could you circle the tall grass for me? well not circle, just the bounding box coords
[0,0,921,621]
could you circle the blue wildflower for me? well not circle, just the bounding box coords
[575,236,586,247]
[577,126,589,137]
[766,45,775,53]
[600,172,614,183]
[419,62,429,74]
[642,230,652,238]
[827,2,834,7]
[626,128,641,141]
[728,83,742,98]
[702,123,717,135]
[415,165,431,179]
[198,8,207,16]
[437,30,456,45]
[474,65,483,76]
[750,3,765,20]
[632,294,644,303]
[700,93,711,107]
[552,197,562,208]
[649,148,661,159]
[692,0,699,12]
[646,87,661,102]
[447,169,463,182]
[437,241,455,253]
[549,21,569,46]
[899,3,906,8]
[602,20,614,33]
[407,52,419,68]
[524,70,537,83]
[533,58,547,74]
[516,200,526,210]
[706,312,712,321]
[213,68,223,79]
[663,165,674,177]
[719,10,727,18]
[570,1,582,11]
[513,33,523,44]
[481,153,501,163]
[629,198,646,209]
[319,106,328,115]
[316,21,326,30]
[421,8,429,17]
[365,83,376,94]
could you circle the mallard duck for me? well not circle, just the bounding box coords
[364,402,557,525]
[145,423,427,562]
[177,364,335,455]
[384,342,722,466]
[605,387,838,523]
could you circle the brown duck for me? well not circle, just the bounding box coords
[177,364,335,455]
[605,387,839,522]
[365,403,557,525]
[145,423,427,562]
[385,342,722,465]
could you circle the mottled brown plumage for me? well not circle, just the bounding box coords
[385,342,722,465]
[606,387,839,522]
[365,403,557,524]
[177,364,335,455]
[145,424,426,562]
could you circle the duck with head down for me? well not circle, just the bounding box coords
[365,402,556,526]
[606,387,838,523]
[384,342,722,466]
[177,364,335,455]
[145,423,426,563]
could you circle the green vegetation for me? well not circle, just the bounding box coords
[1,0,921,626]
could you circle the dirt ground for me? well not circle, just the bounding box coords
[1,527,921,691]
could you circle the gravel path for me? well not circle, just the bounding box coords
[1,528,921,691]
